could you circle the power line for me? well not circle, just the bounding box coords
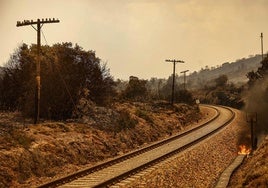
[53,55,78,114]
[39,29,78,117]
[41,30,48,45]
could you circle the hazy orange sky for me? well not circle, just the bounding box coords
[0,0,267,79]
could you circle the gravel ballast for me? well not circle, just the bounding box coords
[123,108,247,188]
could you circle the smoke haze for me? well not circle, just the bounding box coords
[244,77,268,136]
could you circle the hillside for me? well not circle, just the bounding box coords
[184,55,262,89]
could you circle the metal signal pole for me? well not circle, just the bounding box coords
[165,59,185,105]
[246,112,257,150]
[180,70,189,90]
[17,18,60,124]
[261,33,264,61]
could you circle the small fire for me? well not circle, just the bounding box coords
[238,145,250,155]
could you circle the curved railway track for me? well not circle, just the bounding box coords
[37,105,235,188]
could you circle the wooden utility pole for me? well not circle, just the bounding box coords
[180,70,189,90]
[165,59,185,105]
[261,33,264,61]
[16,18,60,124]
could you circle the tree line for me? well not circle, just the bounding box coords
[0,43,194,120]
[2,42,266,122]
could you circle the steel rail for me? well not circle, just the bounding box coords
[37,105,231,188]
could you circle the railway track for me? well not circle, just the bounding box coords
[37,105,235,188]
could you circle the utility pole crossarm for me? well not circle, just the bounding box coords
[165,59,185,63]
[180,70,189,74]
[16,18,60,27]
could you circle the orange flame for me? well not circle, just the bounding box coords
[238,145,250,155]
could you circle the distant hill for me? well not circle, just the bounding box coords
[184,55,263,89]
